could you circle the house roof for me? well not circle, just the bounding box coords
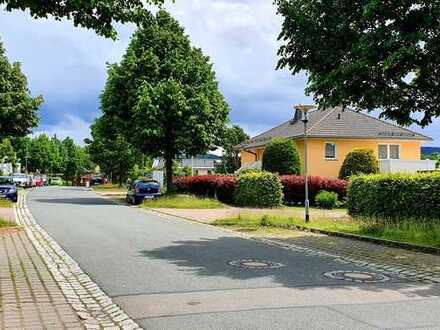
[239,107,432,150]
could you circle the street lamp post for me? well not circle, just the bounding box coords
[295,105,315,223]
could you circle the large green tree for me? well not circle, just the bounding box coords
[276,0,440,126]
[0,40,43,140]
[0,138,16,170]
[216,125,249,174]
[86,116,141,185]
[1,0,165,39]
[101,11,229,191]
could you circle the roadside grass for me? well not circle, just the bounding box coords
[0,217,15,228]
[0,199,12,208]
[213,214,440,248]
[92,183,126,193]
[142,194,226,209]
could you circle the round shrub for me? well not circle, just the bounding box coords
[339,149,379,179]
[315,190,338,209]
[234,171,283,208]
[262,137,301,175]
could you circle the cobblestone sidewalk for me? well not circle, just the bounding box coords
[10,192,140,329]
[0,228,82,329]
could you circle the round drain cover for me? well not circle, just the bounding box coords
[323,270,390,283]
[228,259,284,270]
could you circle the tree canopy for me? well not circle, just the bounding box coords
[86,116,142,185]
[216,125,249,174]
[0,40,43,140]
[101,11,229,191]
[276,0,440,126]
[1,0,165,39]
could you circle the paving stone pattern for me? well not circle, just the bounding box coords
[13,192,140,329]
[0,228,82,329]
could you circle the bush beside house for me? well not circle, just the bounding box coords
[281,175,348,205]
[315,190,338,209]
[339,149,379,179]
[234,171,283,207]
[262,138,301,175]
[175,174,347,207]
[348,173,440,220]
[174,175,237,204]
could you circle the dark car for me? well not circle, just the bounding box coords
[90,175,108,186]
[0,176,18,203]
[126,180,161,205]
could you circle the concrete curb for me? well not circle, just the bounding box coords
[14,191,141,329]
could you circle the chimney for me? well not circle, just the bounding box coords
[291,108,302,124]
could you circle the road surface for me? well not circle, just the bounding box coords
[27,187,440,329]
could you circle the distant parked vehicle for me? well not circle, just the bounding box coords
[33,175,45,187]
[90,175,108,186]
[49,177,63,186]
[12,173,28,187]
[126,180,161,205]
[0,176,18,202]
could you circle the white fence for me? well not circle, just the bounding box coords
[379,159,437,174]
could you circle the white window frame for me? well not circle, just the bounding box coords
[378,144,400,160]
[325,142,337,160]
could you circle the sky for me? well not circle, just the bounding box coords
[0,0,439,146]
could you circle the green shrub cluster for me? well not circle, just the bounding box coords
[339,149,379,179]
[348,173,440,219]
[262,137,301,175]
[234,171,283,208]
[315,190,338,209]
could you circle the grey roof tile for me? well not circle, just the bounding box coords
[240,107,431,149]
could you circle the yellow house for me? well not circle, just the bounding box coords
[238,107,433,178]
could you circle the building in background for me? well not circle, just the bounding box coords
[153,154,221,176]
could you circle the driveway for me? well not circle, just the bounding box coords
[27,187,440,329]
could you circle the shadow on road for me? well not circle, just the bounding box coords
[139,236,440,298]
[34,198,116,206]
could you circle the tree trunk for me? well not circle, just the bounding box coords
[165,154,174,194]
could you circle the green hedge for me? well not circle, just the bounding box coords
[262,137,301,175]
[339,149,379,179]
[348,173,440,219]
[234,171,283,207]
[315,190,338,209]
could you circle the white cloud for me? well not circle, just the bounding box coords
[34,115,91,145]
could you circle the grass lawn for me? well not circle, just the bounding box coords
[92,183,127,193]
[142,194,226,209]
[213,214,440,248]
[0,217,15,228]
[0,199,12,208]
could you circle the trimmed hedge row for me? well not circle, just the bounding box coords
[175,174,348,206]
[348,173,440,219]
[280,175,348,205]
[174,175,237,203]
[234,171,283,207]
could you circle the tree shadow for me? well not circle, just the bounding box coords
[139,236,440,298]
[34,197,116,206]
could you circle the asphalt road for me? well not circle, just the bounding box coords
[28,187,440,329]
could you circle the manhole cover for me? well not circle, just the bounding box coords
[228,259,284,270]
[323,270,390,283]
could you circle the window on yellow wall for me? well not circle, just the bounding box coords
[378,145,388,159]
[390,145,400,159]
[325,142,336,159]
[378,144,400,160]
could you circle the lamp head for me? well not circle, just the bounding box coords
[294,104,315,122]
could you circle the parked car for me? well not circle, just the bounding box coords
[0,176,18,202]
[126,180,161,205]
[49,177,63,186]
[33,175,45,187]
[12,173,28,187]
[90,175,108,185]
